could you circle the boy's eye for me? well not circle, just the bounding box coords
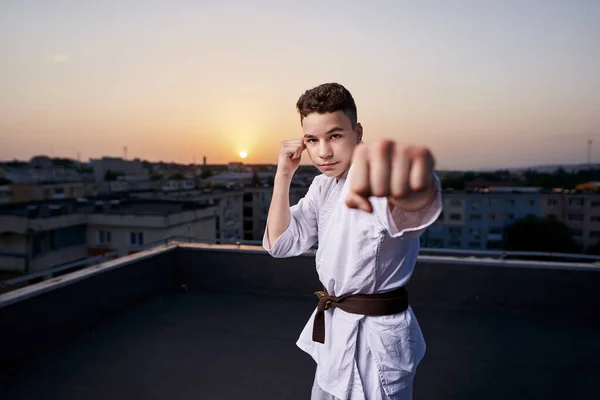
[307,139,317,143]
[331,134,342,139]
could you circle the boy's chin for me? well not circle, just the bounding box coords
[318,166,346,178]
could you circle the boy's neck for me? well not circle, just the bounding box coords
[335,167,350,182]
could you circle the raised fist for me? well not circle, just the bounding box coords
[276,139,306,178]
[345,139,436,213]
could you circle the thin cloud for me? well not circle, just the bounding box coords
[49,53,68,63]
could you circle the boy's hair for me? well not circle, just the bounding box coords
[296,83,358,127]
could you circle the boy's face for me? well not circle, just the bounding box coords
[302,111,363,179]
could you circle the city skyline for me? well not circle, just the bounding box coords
[1,0,599,170]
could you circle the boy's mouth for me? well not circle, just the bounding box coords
[320,162,338,169]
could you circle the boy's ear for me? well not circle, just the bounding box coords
[355,123,363,143]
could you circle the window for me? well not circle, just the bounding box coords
[488,213,503,221]
[32,231,56,257]
[470,201,482,211]
[568,198,584,207]
[449,213,462,221]
[488,227,503,235]
[469,214,482,221]
[568,213,583,222]
[97,230,112,244]
[571,229,582,237]
[547,199,558,206]
[528,200,535,207]
[130,232,144,245]
[546,213,557,220]
[260,192,271,203]
[468,241,481,249]
[592,201,600,208]
[591,216,600,223]
[55,225,86,248]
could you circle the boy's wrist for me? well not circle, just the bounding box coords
[275,171,294,184]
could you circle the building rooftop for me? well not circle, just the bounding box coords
[0,197,213,218]
[1,243,599,399]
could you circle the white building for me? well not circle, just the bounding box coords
[0,199,217,274]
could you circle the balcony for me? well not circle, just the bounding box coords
[1,243,599,399]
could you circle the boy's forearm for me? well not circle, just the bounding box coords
[267,173,293,246]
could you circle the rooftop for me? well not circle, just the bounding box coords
[1,243,599,399]
[0,198,213,218]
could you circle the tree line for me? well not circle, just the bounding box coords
[442,168,600,190]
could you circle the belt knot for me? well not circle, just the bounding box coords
[315,290,341,312]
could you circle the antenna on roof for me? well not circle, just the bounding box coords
[123,146,128,160]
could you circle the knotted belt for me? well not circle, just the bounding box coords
[312,286,409,344]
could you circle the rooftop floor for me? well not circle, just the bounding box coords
[3,290,599,400]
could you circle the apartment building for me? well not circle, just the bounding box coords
[132,187,244,243]
[86,199,216,256]
[423,187,600,251]
[424,189,541,250]
[134,181,311,242]
[541,192,600,250]
[0,199,216,274]
[0,202,89,273]
[242,185,307,241]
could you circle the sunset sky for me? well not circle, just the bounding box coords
[1,0,599,170]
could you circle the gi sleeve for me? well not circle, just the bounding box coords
[262,176,320,258]
[372,173,443,239]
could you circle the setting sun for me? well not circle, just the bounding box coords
[239,150,248,159]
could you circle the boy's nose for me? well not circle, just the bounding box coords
[318,143,333,158]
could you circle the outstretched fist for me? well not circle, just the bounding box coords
[345,139,436,213]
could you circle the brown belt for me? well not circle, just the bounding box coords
[312,286,409,344]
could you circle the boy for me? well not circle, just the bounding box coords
[262,83,442,400]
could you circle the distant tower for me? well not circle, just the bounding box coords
[588,140,593,165]
[123,146,128,160]
[203,156,207,166]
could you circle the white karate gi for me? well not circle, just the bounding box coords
[263,166,442,400]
